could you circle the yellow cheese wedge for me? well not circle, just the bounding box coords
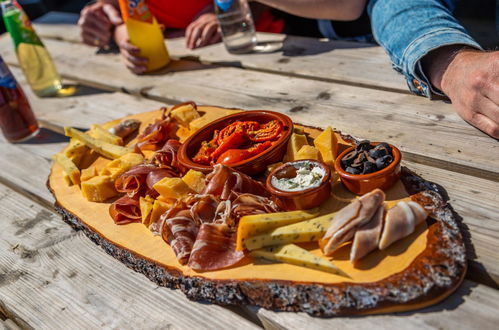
[296,145,320,161]
[284,133,309,162]
[250,244,347,276]
[171,103,200,126]
[81,175,118,202]
[139,196,155,227]
[149,199,173,227]
[236,209,320,251]
[265,162,283,176]
[176,126,193,143]
[182,169,206,194]
[53,152,81,185]
[80,166,98,182]
[100,153,144,180]
[63,174,73,186]
[153,177,193,199]
[314,126,338,167]
[64,138,88,167]
[65,127,134,159]
[90,124,124,145]
[244,213,335,251]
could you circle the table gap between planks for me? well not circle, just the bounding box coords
[0,11,497,330]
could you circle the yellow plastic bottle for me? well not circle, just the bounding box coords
[1,0,62,97]
[118,0,170,72]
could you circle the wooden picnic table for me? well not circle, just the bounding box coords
[0,11,498,330]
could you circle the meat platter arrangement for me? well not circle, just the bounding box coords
[48,103,466,316]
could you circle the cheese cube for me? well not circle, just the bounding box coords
[189,116,211,133]
[244,213,335,251]
[284,133,309,162]
[296,145,320,161]
[182,170,206,194]
[65,138,88,167]
[250,244,347,276]
[100,153,144,179]
[153,177,193,199]
[53,152,80,185]
[139,196,155,227]
[149,199,173,227]
[171,103,200,126]
[314,126,338,167]
[81,175,118,202]
[176,126,193,143]
[80,166,98,182]
[236,209,320,251]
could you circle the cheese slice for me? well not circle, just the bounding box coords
[250,244,347,276]
[314,126,338,167]
[244,213,335,250]
[65,127,134,159]
[284,133,309,162]
[90,124,124,145]
[53,152,80,185]
[139,196,155,226]
[236,209,320,251]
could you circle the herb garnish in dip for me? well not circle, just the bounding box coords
[271,160,326,192]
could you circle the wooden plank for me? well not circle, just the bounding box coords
[31,14,407,92]
[0,37,497,179]
[0,184,260,330]
[0,67,497,287]
[256,280,499,330]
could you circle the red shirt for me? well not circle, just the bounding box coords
[148,0,212,29]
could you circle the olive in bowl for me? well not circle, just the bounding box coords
[334,141,401,195]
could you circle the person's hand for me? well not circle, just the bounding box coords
[185,13,221,49]
[114,24,148,75]
[78,2,123,47]
[425,46,499,139]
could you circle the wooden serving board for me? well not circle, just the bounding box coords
[48,106,466,316]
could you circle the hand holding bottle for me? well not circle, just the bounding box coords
[114,24,148,75]
[79,2,122,47]
[185,13,221,49]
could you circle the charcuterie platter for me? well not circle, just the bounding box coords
[48,104,466,316]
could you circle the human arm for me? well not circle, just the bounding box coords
[251,0,366,20]
[78,0,122,47]
[368,0,498,138]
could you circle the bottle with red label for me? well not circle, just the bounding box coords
[0,55,39,142]
[118,0,170,72]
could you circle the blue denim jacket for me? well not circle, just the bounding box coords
[320,0,482,98]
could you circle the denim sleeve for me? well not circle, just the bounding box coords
[367,0,482,97]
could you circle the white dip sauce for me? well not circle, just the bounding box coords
[271,161,325,192]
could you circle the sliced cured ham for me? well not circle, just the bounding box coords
[202,164,269,200]
[323,189,385,256]
[350,205,384,262]
[230,193,281,223]
[109,195,141,225]
[135,108,178,152]
[152,139,184,172]
[115,164,177,198]
[161,208,199,265]
[189,194,220,224]
[188,223,246,271]
[379,201,427,250]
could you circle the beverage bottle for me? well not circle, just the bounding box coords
[1,0,62,97]
[214,0,257,54]
[118,0,170,72]
[0,56,39,142]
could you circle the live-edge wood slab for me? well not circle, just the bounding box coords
[48,107,466,316]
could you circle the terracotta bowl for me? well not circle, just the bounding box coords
[266,160,331,211]
[334,142,401,195]
[178,110,293,176]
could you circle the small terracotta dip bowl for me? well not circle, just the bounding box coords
[334,142,401,195]
[178,110,293,176]
[266,160,331,211]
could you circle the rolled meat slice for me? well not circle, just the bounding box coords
[202,164,269,200]
[323,189,385,256]
[162,208,199,265]
[109,195,141,225]
[379,201,427,250]
[350,205,384,262]
[108,119,141,138]
[135,108,178,151]
[188,223,246,271]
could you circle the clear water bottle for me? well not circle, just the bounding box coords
[214,0,257,54]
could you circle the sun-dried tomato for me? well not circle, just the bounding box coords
[248,120,283,142]
[217,121,259,145]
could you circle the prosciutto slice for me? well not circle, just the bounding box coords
[152,139,184,172]
[379,201,427,250]
[202,164,269,200]
[109,195,141,225]
[135,108,178,152]
[161,207,199,265]
[229,193,280,223]
[188,223,245,271]
[115,164,177,198]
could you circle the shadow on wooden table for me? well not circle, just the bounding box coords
[281,35,377,57]
[17,128,68,145]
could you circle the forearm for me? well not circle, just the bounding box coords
[252,0,366,20]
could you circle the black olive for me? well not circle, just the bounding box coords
[346,166,361,174]
[363,161,377,174]
[369,147,387,159]
[341,150,357,168]
[355,140,371,152]
[377,142,392,153]
[376,155,393,170]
